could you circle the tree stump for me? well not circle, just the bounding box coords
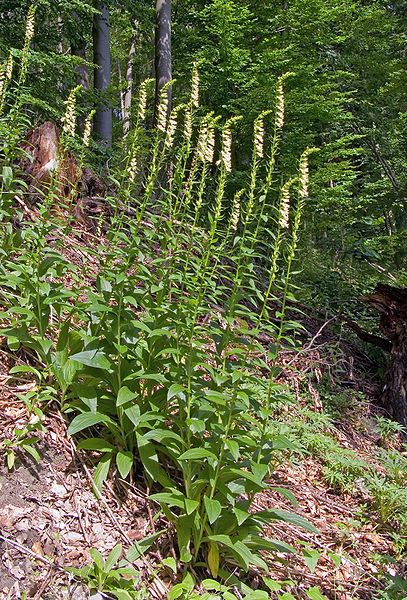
[19,122,108,229]
[365,284,407,431]
[21,121,81,199]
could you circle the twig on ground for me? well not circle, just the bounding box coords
[0,533,64,571]
[70,439,168,598]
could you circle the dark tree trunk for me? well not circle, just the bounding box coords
[71,40,90,91]
[365,284,407,431]
[92,1,112,147]
[155,0,172,116]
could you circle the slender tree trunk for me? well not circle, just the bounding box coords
[155,0,172,118]
[72,41,90,90]
[122,26,138,137]
[92,1,112,147]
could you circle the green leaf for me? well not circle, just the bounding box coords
[150,492,185,509]
[306,587,328,600]
[178,448,217,461]
[225,439,239,461]
[187,418,205,433]
[136,433,173,487]
[167,383,185,400]
[7,450,15,470]
[140,372,168,384]
[207,542,220,578]
[38,255,65,277]
[116,451,133,479]
[303,549,320,574]
[185,498,199,515]
[272,487,298,507]
[2,165,13,188]
[111,591,133,600]
[244,592,269,600]
[328,551,342,568]
[143,429,184,444]
[204,496,222,524]
[105,544,122,571]
[117,386,137,407]
[67,412,108,436]
[93,455,111,493]
[9,365,42,379]
[89,547,105,570]
[204,390,227,406]
[77,438,115,453]
[70,349,112,370]
[263,577,282,592]
[21,444,41,463]
[126,531,163,562]
[255,509,318,533]
[124,404,141,427]
[177,513,194,563]
[162,557,177,574]
[233,507,249,526]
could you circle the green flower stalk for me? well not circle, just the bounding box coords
[157,83,171,133]
[0,54,13,114]
[191,63,200,109]
[165,105,180,149]
[264,72,294,193]
[214,116,242,224]
[82,110,95,149]
[256,148,318,465]
[177,113,215,221]
[276,147,318,344]
[180,117,241,508]
[170,64,202,217]
[129,80,174,228]
[256,178,294,329]
[227,188,245,239]
[137,78,153,125]
[17,5,36,91]
[244,111,272,231]
[61,85,82,138]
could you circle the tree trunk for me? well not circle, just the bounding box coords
[122,26,138,137]
[92,1,112,147]
[71,40,90,91]
[155,0,172,117]
[365,284,407,432]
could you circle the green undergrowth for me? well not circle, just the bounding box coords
[0,8,406,599]
[0,10,324,597]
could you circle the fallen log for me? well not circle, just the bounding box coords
[365,283,407,430]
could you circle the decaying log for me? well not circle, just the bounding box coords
[365,283,407,430]
[340,316,392,353]
[21,121,81,199]
[19,122,109,230]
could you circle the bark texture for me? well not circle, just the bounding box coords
[71,40,89,91]
[122,27,138,136]
[92,2,112,146]
[21,123,105,207]
[21,122,81,198]
[155,0,172,115]
[365,284,407,431]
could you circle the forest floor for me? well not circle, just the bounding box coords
[1,325,406,599]
[0,226,406,600]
